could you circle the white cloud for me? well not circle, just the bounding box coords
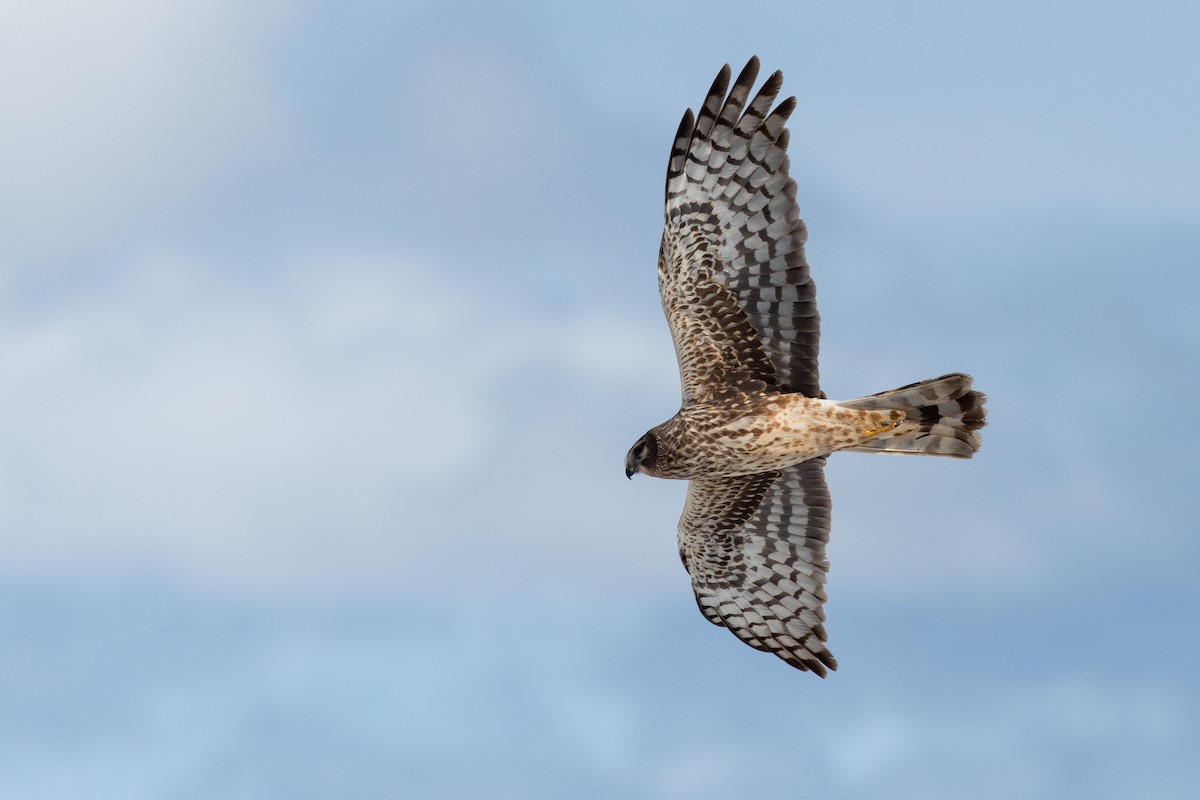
[0,0,291,250]
[0,248,682,602]
[1,252,508,591]
[553,309,675,388]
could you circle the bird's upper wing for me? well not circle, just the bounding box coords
[659,57,821,405]
[678,458,836,675]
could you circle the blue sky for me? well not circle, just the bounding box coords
[2,1,1198,797]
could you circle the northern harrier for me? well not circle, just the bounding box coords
[625,58,986,676]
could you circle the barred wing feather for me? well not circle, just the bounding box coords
[658,57,821,403]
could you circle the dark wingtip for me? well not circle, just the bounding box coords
[733,56,761,93]
[664,107,695,199]
[677,107,695,137]
[760,69,784,96]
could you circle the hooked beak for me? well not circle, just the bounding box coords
[625,465,635,480]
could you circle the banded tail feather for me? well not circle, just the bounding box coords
[841,373,986,458]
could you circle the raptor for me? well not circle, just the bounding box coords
[625,57,986,676]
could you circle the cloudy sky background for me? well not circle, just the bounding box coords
[2,1,1198,797]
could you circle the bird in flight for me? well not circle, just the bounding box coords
[625,57,986,676]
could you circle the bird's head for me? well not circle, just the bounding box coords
[625,431,659,479]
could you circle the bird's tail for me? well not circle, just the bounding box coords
[839,373,986,458]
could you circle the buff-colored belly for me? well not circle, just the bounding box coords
[686,395,902,477]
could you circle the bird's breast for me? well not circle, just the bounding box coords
[674,395,876,477]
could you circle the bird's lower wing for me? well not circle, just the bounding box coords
[678,457,836,676]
